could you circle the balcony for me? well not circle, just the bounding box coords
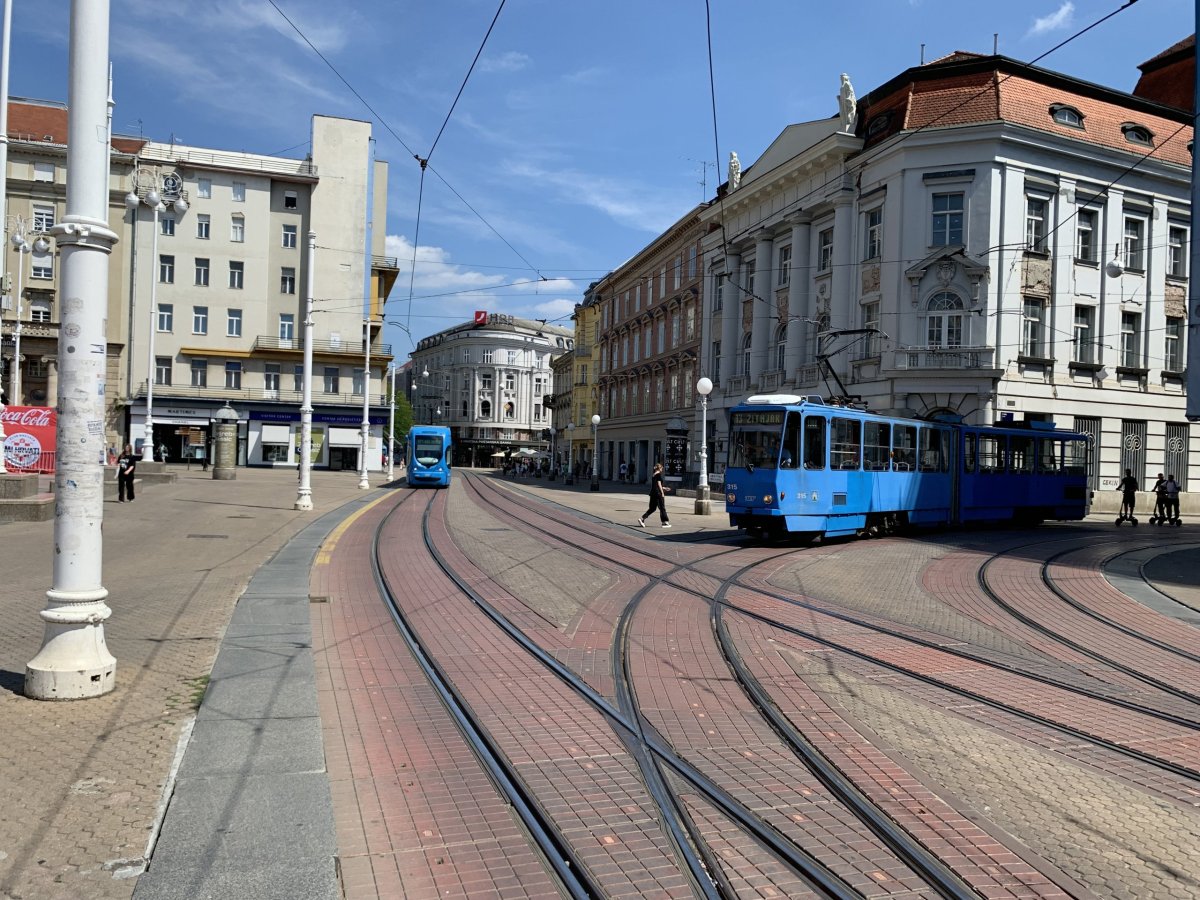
[135,381,386,407]
[252,335,393,357]
[372,255,399,271]
[891,346,995,371]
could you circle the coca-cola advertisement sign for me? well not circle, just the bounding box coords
[2,406,56,473]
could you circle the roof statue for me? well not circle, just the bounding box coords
[838,73,857,133]
[727,151,741,191]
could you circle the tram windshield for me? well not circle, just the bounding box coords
[412,434,445,467]
[730,410,785,470]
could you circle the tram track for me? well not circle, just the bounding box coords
[974,543,1200,707]
[454,473,1078,898]
[460,472,1200,787]
[377,485,878,898]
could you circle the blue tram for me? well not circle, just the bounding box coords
[407,425,452,488]
[724,395,1090,540]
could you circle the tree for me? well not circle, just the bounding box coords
[389,392,414,455]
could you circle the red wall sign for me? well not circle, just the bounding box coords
[474,310,488,325]
[1,406,56,472]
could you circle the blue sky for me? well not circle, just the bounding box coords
[7,0,1191,359]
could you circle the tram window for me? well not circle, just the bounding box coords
[893,425,916,470]
[803,416,826,469]
[413,434,445,465]
[978,435,1004,473]
[919,427,950,472]
[729,414,784,470]
[781,412,800,468]
[1037,439,1063,473]
[1010,435,1035,473]
[1064,439,1088,475]
[864,421,891,470]
[963,433,977,473]
[831,418,861,469]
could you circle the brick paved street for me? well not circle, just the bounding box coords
[4,466,1200,899]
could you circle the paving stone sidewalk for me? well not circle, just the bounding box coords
[0,467,380,900]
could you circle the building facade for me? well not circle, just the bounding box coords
[699,51,1193,492]
[1,98,143,449]
[123,114,396,470]
[1,99,397,471]
[410,313,571,467]
[594,206,705,485]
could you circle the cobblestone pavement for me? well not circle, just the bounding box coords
[7,466,1200,899]
[0,467,377,900]
[317,471,1200,899]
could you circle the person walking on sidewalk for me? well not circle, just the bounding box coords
[117,443,137,502]
[636,462,671,529]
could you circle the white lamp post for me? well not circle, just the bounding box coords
[358,317,371,490]
[590,413,600,491]
[294,231,315,510]
[386,363,395,481]
[695,376,713,515]
[566,421,575,484]
[25,0,119,699]
[126,171,187,461]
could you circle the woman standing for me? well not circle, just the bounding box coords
[117,444,138,502]
[636,462,671,529]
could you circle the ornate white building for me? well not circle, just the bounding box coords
[410,313,572,466]
[700,51,1193,493]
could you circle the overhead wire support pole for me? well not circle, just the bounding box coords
[1187,0,1200,421]
[26,0,118,700]
[295,231,315,510]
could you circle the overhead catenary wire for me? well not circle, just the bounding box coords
[701,0,1158,332]
[263,0,545,341]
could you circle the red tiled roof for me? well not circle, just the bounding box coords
[1138,34,1194,71]
[7,100,145,154]
[858,60,1192,167]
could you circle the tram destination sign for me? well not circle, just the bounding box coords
[732,410,784,426]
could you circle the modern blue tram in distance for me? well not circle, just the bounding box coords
[724,394,1090,541]
[407,425,452,488]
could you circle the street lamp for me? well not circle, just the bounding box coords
[590,413,600,491]
[5,220,48,408]
[358,317,371,490]
[295,230,315,511]
[386,363,396,481]
[126,169,188,461]
[566,421,575,484]
[694,376,713,515]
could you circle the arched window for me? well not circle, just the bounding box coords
[926,291,964,348]
[1121,123,1153,146]
[741,332,752,376]
[774,322,788,371]
[504,401,515,420]
[1049,104,1084,129]
[480,399,492,418]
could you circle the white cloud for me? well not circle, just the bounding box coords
[479,51,531,74]
[504,161,688,234]
[1027,2,1074,37]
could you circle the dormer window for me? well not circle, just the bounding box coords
[1121,123,1153,146]
[866,112,892,139]
[1049,104,1084,129]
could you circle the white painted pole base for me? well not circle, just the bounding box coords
[693,484,712,516]
[294,489,313,511]
[25,591,116,700]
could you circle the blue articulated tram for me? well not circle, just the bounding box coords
[407,425,452,488]
[724,394,1091,541]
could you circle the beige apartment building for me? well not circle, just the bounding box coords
[2,99,396,471]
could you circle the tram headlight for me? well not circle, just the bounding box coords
[727,492,736,504]
[763,494,773,504]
